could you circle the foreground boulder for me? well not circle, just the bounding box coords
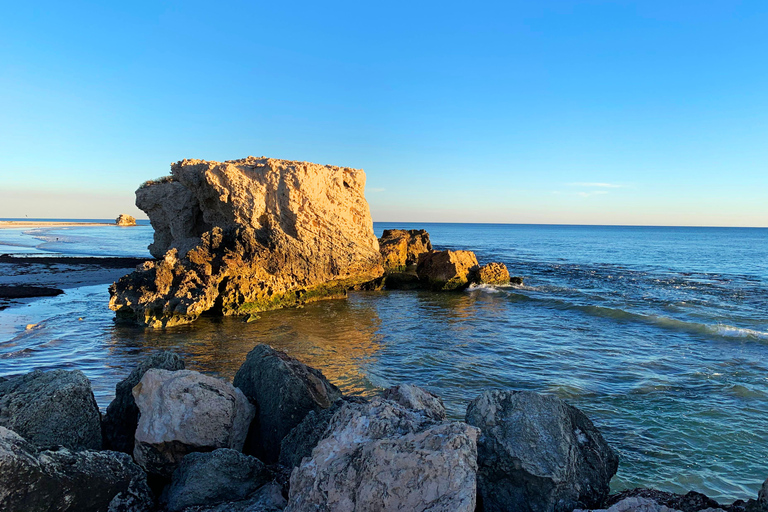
[286,397,479,512]
[115,214,137,226]
[466,390,619,512]
[417,250,479,291]
[164,449,271,512]
[234,344,341,463]
[102,351,185,454]
[174,482,287,512]
[0,426,153,512]
[473,262,511,285]
[378,229,432,270]
[0,369,101,450]
[382,383,447,421]
[109,157,384,327]
[133,369,254,477]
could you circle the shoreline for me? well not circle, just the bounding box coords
[0,220,117,229]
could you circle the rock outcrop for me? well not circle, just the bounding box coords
[0,426,153,512]
[164,449,271,512]
[102,351,185,454]
[466,390,619,512]
[286,397,479,512]
[382,383,447,421]
[233,344,342,463]
[115,214,137,226]
[378,229,432,270]
[473,262,511,285]
[109,157,384,327]
[0,369,102,450]
[416,250,479,291]
[132,369,254,477]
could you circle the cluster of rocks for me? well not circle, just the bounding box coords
[3,347,763,512]
[376,228,523,291]
[116,214,137,226]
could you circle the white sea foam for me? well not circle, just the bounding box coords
[708,324,768,340]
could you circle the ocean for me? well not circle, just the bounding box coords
[1,221,767,502]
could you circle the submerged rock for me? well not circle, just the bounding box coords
[0,426,153,512]
[0,369,102,450]
[233,344,341,463]
[132,369,254,478]
[102,351,185,454]
[109,157,384,327]
[286,397,479,512]
[164,449,271,512]
[466,390,619,512]
[115,214,137,226]
[473,262,511,285]
[416,249,479,291]
[378,229,432,270]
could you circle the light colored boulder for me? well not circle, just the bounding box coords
[110,157,384,327]
[474,262,511,285]
[416,250,479,291]
[382,384,446,421]
[132,369,255,477]
[115,214,137,226]
[378,229,432,270]
[286,397,479,512]
[573,497,682,512]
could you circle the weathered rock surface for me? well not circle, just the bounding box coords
[165,448,270,512]
[115,214,137,226]
[133,369,254,477]
[0,369,102,450]
[177,482,287,512]
[416,249,479,291]
[103,351,185,454]
[473,262,511,285]
[0,426,153,512]
[234,344,341,463]
[378,229,432,270]
[110,157,384,327]
[601,488,756,512]
[382,383,447,421]
[466,390,619,512]
[574,497,686,512]
[278,405,338,469]
[286,397,479,512]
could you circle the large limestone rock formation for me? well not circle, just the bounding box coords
[132,369,255,477]
[466,390,619,512]
[115,214,137,226]
[474,262,511,285]
[286,397,479,512]
[0,426,153,512]
[109,156,384,327]
[416,250,479,291]
[0,369,102,451]
[378,229,432,270]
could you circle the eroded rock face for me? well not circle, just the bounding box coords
[0,426,153,512]
[132,369,255,478]
[233,344,341,463]
[109,157,383,327]
[466,390,619,512]
[286,397,479,512]
[0,369,102,450]
[382,384,446,421]
[378,229,432,270]
[474,262,511,285]
[165,449,270,512]
[115,214,137,226]
[416,250,479,291]
[103,351,185,454]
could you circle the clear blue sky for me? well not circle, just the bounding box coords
[1,1,766,226]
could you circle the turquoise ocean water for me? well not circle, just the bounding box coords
[0,221,766,501]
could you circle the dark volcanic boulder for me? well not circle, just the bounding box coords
[233,344,342,463]
[109,157,384,328]
[473,262,511,285]
[416,250,479,291]
[466,390,619,512]
[102,351,185,454]
[164,449,271,512]
[0,426,153,512]
[0,369,102,450]
[378,229,432,270]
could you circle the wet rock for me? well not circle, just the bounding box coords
[466,389,619,512]
[0,285,64,299]
[133,369,254,478]
[378,229,432,270]
[759,479,768,508]
[234,344,341,463]
[416,249,479,291]
[511,275,524,285]
[286,397,479,512]
[382,383,446,421]
[0,369,102,450]
[574,497,685,512]
[605,489,728,512]
[382,270,421,290]
[165,448,270,512]
[102,351,185,454]
[0,426,153,512]
[473,262,511,285]
[115,214,137,226]
[110,157,384,327]
[177,482,287,512]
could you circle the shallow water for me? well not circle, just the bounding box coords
[1,222,767,502]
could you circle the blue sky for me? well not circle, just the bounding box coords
[1,1,766,226]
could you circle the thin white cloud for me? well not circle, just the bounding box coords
[367,187,386,192]
[568,182,624,188]
[577,190,609,197]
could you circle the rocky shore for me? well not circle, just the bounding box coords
[1,348,765,512]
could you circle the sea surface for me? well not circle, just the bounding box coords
[1,221,767,502]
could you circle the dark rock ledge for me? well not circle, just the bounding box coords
[1,347,765,512]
